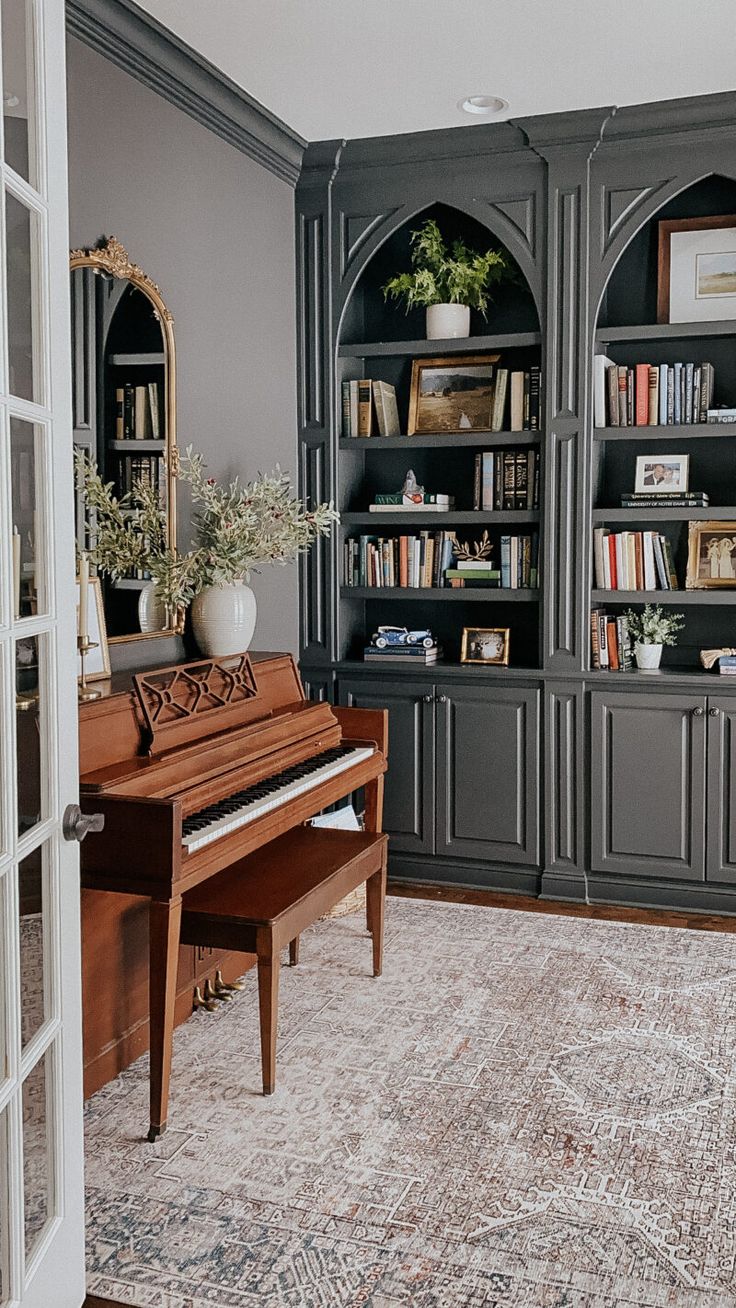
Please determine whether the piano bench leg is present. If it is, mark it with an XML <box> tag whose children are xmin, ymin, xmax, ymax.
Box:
<box><xmin>289</xmin><ymin>936</ymin><xmax>300</xmax><ymax>967</ymax></box>
<box><xmin>147</xmin><ymin>1123</ymin><xmax>166</xmax><ymax>1143</ymax></box>
<box><xmin>257</xmin><ymin>927</ymin><xmax>280</xmax><ymax>1096</ymax></box>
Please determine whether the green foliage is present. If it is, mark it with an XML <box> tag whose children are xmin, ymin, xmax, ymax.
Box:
<box><xmin>624</xmin><ymin>604</ymin><xmax>685</xmax><ymax>646</ymax></box>
<box><xmin>381</xmin><ymin>217</ymin><xmax>513</xmax><ymax>316</ymax></box>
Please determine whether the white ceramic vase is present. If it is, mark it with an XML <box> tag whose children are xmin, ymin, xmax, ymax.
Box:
<box><xmin>191</xmin><ymin>581</ymin><xmax>257</xmax><ymax>656</ymax></box>
<box><xmin>138</xmin><ymin>580</ymin><xmax>168</xmax><ymax>634</ymax></box>
<box><xmin>634</xmin><ymin>641</ymin><xmax>663</xmax><ymax>670</ymax></box>
<box><xmin>426</xmin><ymin>303</ymin><xmax>470</xmax><ymax>340</ymax></box>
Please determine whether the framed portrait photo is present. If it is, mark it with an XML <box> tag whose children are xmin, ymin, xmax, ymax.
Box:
<box><xmin>658</xmin><ymin>216</ymin><xmax>736</xmax><ymax>323</ymax></box>
<box><xmin>76</xmin><ymin>575</ymin><xmax>110</xmax><ymax>681</ymax></box>
<box><xmin>460</xmin><ymin>626</ymin><xmax>510</xmax><ymax>666</ymax></box>
<box><xmin>634</xmin><ymin>453</ymin><xmax>689</xmax><ymax>494</ymax></box>
<box><xmin>686</xmin><ymin>521</ymin><xmax>736</xmax><ymax>590</ymax></box>
<box><xmin>407</xmin><ymin>353</ymin><xmax>500</xmax><ymax>435</ymax></box>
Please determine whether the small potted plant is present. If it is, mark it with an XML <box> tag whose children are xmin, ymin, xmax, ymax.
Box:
<box><xmin>624</xmin><ymin>603</ymin><xmax>685</xmax><ymax>670</ymax></box>
<box><xmin>382</xmin><ymin>218</ymin><xmax>513</xmax><ymax>340</ymax></box>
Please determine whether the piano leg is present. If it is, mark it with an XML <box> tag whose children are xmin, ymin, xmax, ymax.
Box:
<box><xmin>364</xmin><ymin>773</ymin><xmax>385</xmax><ymax>941</ymax></box>
<box><xmin>289</xmin><ymin>936</ymin><xmax>300</xmax><ymax>966</ymax></box>
<box><xmin>257</xmin><ymin>924</ymin><xmax>280</xmax><ymax>1095</ymax></box>
<box><xmin>147</xmin><ymin>894</ymin><xmax>183</xmax><ymax>1141</ymax></box>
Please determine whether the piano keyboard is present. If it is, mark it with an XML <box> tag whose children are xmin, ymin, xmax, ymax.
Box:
<box><xmin>181</xmin><ymin>743</ymin><xmax>374</xmax><ymax>852</ymax></box>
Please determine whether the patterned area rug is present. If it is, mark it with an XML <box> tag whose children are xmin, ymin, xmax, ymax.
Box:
<box><xmin>84</xmin><ymin>899</ymin><xmax>736</xmax><ymax>1307</ymax></box>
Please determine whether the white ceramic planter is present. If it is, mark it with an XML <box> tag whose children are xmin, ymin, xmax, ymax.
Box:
<box><xmin>138</xmin><ymin>580</ymin><xmax>168</xmax><ymax>633</ymax></box>
<box><xmin>634</xmin><ymin>641</ymin><xmax>663</xmax><ymax>670</ymax></box>
<box><xmin>426</xmin><ymin>303</ymin><xmax>470</xmax><ymax>340</ymax></box>
<box><xmin>191</xmin><ymin>581</ymin><xmax>257</xmax><ymax>656</ymax></box>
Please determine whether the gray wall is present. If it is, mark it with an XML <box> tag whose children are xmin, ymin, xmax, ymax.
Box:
<box><xmin>66</xmin><ymin>36</ymin><xmax>299</xmax><ymax>653</ymax></box>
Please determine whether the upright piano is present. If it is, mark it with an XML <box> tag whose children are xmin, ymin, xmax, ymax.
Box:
<box><xmin>79</xmin><ymin>651</ymin><xmax>387</xmax><ymax>1139</ymax></box>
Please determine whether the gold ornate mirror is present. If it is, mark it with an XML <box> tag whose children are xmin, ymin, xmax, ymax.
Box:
<box><xmin>70</xmin><ymin>236</ymin><xmax>178</xmax><ymax>641</ymax></box>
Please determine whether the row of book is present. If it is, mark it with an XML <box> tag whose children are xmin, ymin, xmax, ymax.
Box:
<box><xmin>593</xmin><ymin>527</ymin><xmax>678</xmax><ymax>591</ymax></box>
<box><xmin>447</xmin><ymin>535</ymin><xmax>539</xmax><ymax>588</ymax></box>
<box><xmin>116</xmin><ymin>454</ymin><xmax>166</xmax><ymax>498</ymax></box>
<box><xmin>114</xmin><ymin>382</ymin><xmax>163</xmax><ymax>441</ymax></box>
<box><xmin>481</xmin><ymin>366</ymin><xmax>542</xmax><ymax>433</ymax></box>
<box><xmin>342</xmin><ymin>532</ymin><xmax>539</xmax><ymax>589</ymax></box>
<box><xmin>342</xmin><ymin>380</ymin><xmax>401</xmax><ymax>437</ymax></box>
<box><xmin>594</xmin><ymin>357</ymin><xmax>715</xmax><ymax>427</ymax></box>
<box><xmin>590</xmin><ymin>610</ymin><xmax>633</xmax><ymax>670</ymax></box>
<box><xmin>473</xmin><ymin>448</ymin><xmax>540</xmax><ymax>511</ymax></box>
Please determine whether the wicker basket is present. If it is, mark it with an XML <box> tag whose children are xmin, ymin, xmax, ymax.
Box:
<box><xmin>321</xmin><ymin>882</ymin><xmax>366</xmax><ymax>920</ymax></box>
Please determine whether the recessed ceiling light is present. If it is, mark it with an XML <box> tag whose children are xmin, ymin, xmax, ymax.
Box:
<box><xmin>3</xmin><ymin>92</ymin><xmax>19</xmax><ymax>109</ymax></box>
<box><xmin>458</xmin><ymin>95</ymin><xmax>508</xmax><ymax>117</ymax></box>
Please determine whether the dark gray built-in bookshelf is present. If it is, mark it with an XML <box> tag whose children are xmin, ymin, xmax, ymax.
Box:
<box><xmin>296</xmin><ymin>96</ymin><xmax>736</xmax><ymax>913</ymax></box>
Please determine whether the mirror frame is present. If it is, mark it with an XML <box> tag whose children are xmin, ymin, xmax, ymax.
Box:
<box><xmin>69</xmin><ymin>236</ymin><xmax>178</xmax><ymax>642</ymax></box>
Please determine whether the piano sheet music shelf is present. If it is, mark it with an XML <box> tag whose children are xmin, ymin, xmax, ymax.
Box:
<box><xmin>79</xmin><ymin>651</ymin><xmax>387</xmax><ymax>1139</ymax></box>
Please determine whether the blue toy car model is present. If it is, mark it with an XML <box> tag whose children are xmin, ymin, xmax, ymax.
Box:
<box><xmin>371</xmin><ymin>625</ymin><xmax>435</xmax><ymax>649</ymax></box>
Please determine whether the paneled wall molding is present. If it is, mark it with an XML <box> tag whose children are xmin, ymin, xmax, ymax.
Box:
<box><xmin>66</xmin><ymin>0</ymin><xmax>306</xmax><ymax>185</ymax></box>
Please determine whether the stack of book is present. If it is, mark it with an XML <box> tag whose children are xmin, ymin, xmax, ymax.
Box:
<box><xmin>115</xmin><ymin>381</ymin><xmax>163</xmax><ymax>441</ymax></box>
<box><xmin>446</xmin><ymin>534</ymin><xmax>539</xmax><ymax>589</ymax></box>
<box><xmin>620</xmin><ymin>490</ymin><xmax>709</xmax><ymax>509</ymax></box>
<box><xmin>342</xmin><ymin>379</ymin><xmax>400</xmax><ymax>437</ymax></box>
<box><xmin>368</xmin><ymin>492</ymin><xmax>454</xmax><ymax>513</ymax></box>
<box><xmin>473</xmin><ymin>448</ymin><xmax>540</xmax><ymax>510</ymax></box>
<box><xmin>716</xmin><ymin>655</ymin><xmax>736</xmax><ymax>677</ymax></box>
<box><xmin>593</xmin><ymin>527</ymin><xmax>677</xmax><ymax>590</ymax></box>
<box><xmin>590</xmin><ymin>609</ymin><xmax>633</xmax><ymax>670</ymax></box>
<box><xmin>594</xmin><ymin>357</ymin><xmax>715</xmax><ymax>427</ymax></box>
<box><xmin>116</xmin><ymin>453</ymin><xmax>166</xmax><ymax>497</ymax></box>
<box><xmin>343</xmin><ymin>531</ymin><xmax>455</xmax><ymax>588</ymax></box>
<box><xmin>363</xmin><ymin>640</ymin><xmax>442</xmax><ymax>666</ymax></box>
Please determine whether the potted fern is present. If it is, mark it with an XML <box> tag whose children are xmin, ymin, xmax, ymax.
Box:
<box><xmin>624</xmin><ymin>604</ymin><xmax>685</xmax><ymax>670</ymax></box>
<box><xmin>382</xmin><ymin>218</ymin><xmax>513</xmax><ymax>340</ymax></box>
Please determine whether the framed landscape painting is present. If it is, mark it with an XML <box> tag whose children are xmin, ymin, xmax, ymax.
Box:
<box><xmin>658</xmin><ymin>216</ymin><xmax>736</xmax><ymax>323</ymax></box>
<box><xmin>407</xmin><ymin>354</ymin><xmax>500</xmax><ymax>435</ymax></box>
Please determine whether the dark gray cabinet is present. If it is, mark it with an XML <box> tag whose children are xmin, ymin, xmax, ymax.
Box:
<box><xmin>590</xmin><ymin>691</ymin><xmax>707</xmax><ymax>882</ymax></box>
<box><xmin>436</xmin><ymin>685</ymin><xmax>539</xmax><ymax>866</ymax></box>
<box><xmin>707</xmin><ymin>697</ymin><xmax>736</xmax><ymax>885</ymax></box>
<box><xmin>339</xmin><ymin>678</ymin><xmax>435</xmax><ymax>856</ymax></box>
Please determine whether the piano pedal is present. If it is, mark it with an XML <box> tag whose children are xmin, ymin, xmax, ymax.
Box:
<box><xmin>193</xmin><ymin>985</ymin><xmax>217</xmax><ymax>1013</ymax></box>
<box><xmin>204</xmin><ymin>977</ymin><xmax>230</xmax><ymax>1006</ymax></box>
<box><xmin>216</xmin><ymin>968</ymin><xmax>246</xmax><ymax>993</ymax></box>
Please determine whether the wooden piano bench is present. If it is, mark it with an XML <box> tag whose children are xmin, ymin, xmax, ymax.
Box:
<box><xmin>180</xmin><ymin>826</ymin><xmax>388</xmax><ymax>1095</ymax></box>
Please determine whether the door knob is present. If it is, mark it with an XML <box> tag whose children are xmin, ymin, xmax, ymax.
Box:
<box><xmin>709</xmin><ymin>706</ymin><xmax>720</xmax><ymax>717</ymax></box>
<box><xmin>62</xmin><ymin>804</ymin><xmax>105</xmax><ymax>843</ymax></box>
<box><xmin>692</xmin><ymin>707</ymin><xmax>704</xmax><ymax>717</ymax></box>
<box><xmin>422</xmin><ymin>694</ymin><xmax>433</xmax><ymax>703</ymax></box>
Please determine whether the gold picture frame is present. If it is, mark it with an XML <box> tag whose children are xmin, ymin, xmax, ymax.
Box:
<box><xmin>407</xmin><ymin>353</ymin><xmax>500</xmax><ymax>435</ymax></box>
<box><xmin>460</xmin><ymin>626</ymin><xmax>510</xmax><ymax>665</ymax></box>
<box><xmin>76</xmin><ymin>576</ymin><xmax>111</xmax><ymax>680</ymax></box>
<box><xmin>686</xmin><ymin>520</ymin><xmax>736</xmax><ymax>590</ymax></box>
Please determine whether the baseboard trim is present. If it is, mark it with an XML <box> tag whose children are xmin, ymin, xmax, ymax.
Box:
<box><xmin>66</xmin><ymin>0</ymin><xmax>306</xmax><ymax>186</ymax></box>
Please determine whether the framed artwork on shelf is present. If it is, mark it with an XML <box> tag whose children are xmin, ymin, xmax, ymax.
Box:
<box><xmin>634</xmin><ymin>454</ymin><xmax>689</xmax><ymax>494</ymax></box>
<box><xmin>460</xmin><ymin>626</ymin><xmax>510</xmax><ymax>665</ymax></box>
<box><xmin>407</xmin><ymin>353</ymin><xmax>500</xmax><ymax>435</ymax></box>
<box><xmin>686</xmin><ymin>521</ymin><xmax>736</xmax><ymax>589</ymax></box>
<box><xmin>76</xmin><ymin>576</ymin><xmax>111</xmax><ymax>680</ymax></box>
<box><xmin>657</xmin><ymin>215</ymin><xmax>736</xmax><ymax>323</ymax></box>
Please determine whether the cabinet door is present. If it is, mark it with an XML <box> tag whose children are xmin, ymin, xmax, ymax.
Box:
<box><xmin>590</xmin><ymin>691</ymin><xmax>706</xmax><ymax>881</ymax></box>
<box><xmin>339</xmin><ymin>678</ymin><xmax>435</xmax><ymax>855</ymax></box>
<box><xmin>436</xmin><ymin>685</ymin><xmax>540</xmax><ymax>866</ymax></box>
<box><xmin>706</xmin><ymin>697</ymin><xmax>736</xmax><ymax>884</ymax></box>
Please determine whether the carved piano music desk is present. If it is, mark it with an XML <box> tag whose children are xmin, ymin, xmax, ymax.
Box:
<box><xmin>79</xmin><ymin>652</ymin><xmax>387</xmax><ymax>1140</ymax></box>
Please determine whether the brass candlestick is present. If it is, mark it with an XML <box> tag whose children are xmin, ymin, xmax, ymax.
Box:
<box><xmin>77</xmin><ymin>635</ymin><xmax>102</xmax><ymax>701</ymax></box>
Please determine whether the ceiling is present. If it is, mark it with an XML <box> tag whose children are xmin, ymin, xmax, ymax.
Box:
<box><xmin>136</xmin><ymin>0</ymin><xmax>736</xmax><ymax>143</ymax></box>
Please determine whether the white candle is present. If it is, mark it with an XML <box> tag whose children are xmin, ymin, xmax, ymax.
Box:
<box><xmin>78</xmin><ymin>552</ymin><xmax>89</xmax><ymax>643</ymax></box>
<box><xmin>12</xmin><ymin>526</ymin><xmax>20</xmax><ymax>619</ymax></box>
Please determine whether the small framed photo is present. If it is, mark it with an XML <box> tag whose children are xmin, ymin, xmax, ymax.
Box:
<box><xmin>407</xmin><ymin>353</ymin><xmax>500</xmax><ymax>435</ymax></box>
<box><xmin>76</xmin><ymin>576</ymin><xmax>110</xmax><ymax>681</ymax></box>
<box><xmin>687</xmin><ymin>521</ymin><xmax>736</xmax><ymax>590</ymax></box>
<box><xmin>460</xmin><ymin>626</ymin><xmax>510</xmax><ymax>666</ymax></box>
<box><xmin>634</xmin><ymin>454</ymin><xmax>689</xmax><ymax>494</ymax></box>
<box><xmin>658</xmin><ymin>216</ymin><xmax>736</xmax><ymax>323</ymax></box>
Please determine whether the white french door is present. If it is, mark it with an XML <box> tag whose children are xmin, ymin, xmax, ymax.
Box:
<box><xmin>0</xmin><ymin>1</ymin><xmax>86</xmax><ymax>1306</ymax></box>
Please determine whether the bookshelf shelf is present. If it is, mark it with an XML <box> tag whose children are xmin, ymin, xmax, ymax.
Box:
<box><xmin>111</xmin><ymin>578</ymin><xmax>149</xmax><ymax>591</ymax></box>
<box><xmin>596</xmin><ymin>321</ymin><xmax>736</xmax><ymax>343</ymax></box>
<box><xmin>107</xmin><ymin>440</ymin><xmax>166</xmax><ymax>454</ymax></box>
<box><xmin>108</xmin><ymin>351</ymin><xmax>166</xmax><ymax>366</ymax></box>
<box><xmin>342</xmin><ymin>510</ymin><xmax>540</xmax><ymax>526</ymax></box>
<box><xmin>335</xmin><ymin>659</ymin><xmax>542</xmax><ymax>680</ymax></box>
<box><xmin>592</xmin><ymin>508</ymin><xmax>731</xmax><ymax>523</ymax></box>
<box><xmin>341</xmin><ymin>587</ymin><xmax>539</xmax><ymax>602</ymax></box>
<box><xmin>593</xmin><ymin>423</ymin><xmax>736</xmax><ymax>441</ymax></box>
<box><xmin>339</xmin><ymin>431</ymin><xmax>541</xmax><ymax>451</ymax></box>
<box><xmin>591</xmin><ymin>589</ymin><xmax>736</xmax><ymax>605</ymax></box>
<box><xmin>338</xmin><ymin>331</ymin><xmax>541</xmax><ymax>358</ymax></box>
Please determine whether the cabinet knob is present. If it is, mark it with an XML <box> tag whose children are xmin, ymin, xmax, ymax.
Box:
<box><xmin>709</xmin><ymin>706</ymin><xmax>720</xmax><ymax>717</ymax></box>
<box><xmin>422</xmin><ymin>694</ymin><xmax>433</xmax><ymax>703</ymax></box>
<box><xmin>437</xmin><ymin>694</ymin><xmax>448</xmax><ymax>703</ymax></box>
<box><xmin>692</xmin><ymin>706</ymin><xmax>704</xmax><ymax>717</ymax></box>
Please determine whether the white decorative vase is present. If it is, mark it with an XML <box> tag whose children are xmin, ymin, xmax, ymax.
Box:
<box><xmin>138</xmin><ymin>580</ymin><xmax>167</xmax><ymax>634</ymax></box>
<box><xmin>426</xmin><ymin>303</ymin><xmax>470</xmax><ymax>340</ymax></box>
<box><xmin>634</xmin><ymin>641</ymin><xmax>663</xmax><ymax>670</ymax></box>
<box><xmin>191</xmin><ymin>581</ymin><xmax>257</xmax><ymax>656</ymax></box>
